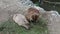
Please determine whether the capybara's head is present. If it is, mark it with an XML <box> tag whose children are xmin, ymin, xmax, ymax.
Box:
<box><xmin>26</xmin><ymin>7</ymin><xmax>40</xmax><ymax>22</ymax></box>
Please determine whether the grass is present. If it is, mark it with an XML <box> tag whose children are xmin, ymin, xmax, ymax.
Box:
<box><xmin>0</xmin><ymin>17</ymin><xmax>48</xmax><ymax>34</ymax></box>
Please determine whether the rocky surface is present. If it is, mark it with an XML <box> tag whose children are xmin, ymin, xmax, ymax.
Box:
<box><xmin>0</xmin><ymin>0</ymin><xmax>34</xmax><ymax>22</ymax></box>
<box><xmin>42</xmin><ymin>11</ymin><xmax>60</xmax><ymax>34</ymax></box>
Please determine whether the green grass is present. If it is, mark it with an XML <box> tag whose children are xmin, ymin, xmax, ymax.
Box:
<box><xmin>0</xmin><ymin>17</ymin><xmax>48</xmax><ymax>34</ymax></box>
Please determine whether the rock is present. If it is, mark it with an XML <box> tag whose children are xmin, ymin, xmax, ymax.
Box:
<box><xmin>42</xmin><ymin>11</ymin><xmax>60</xmax><ymax>34</ymax></box>
<box><xmin>0</xmin><ymin>0</ymin><xmax>34</xmax><ymax>23</ymax></box>
<box><xmin>0</xmin><ymin>0</ymin><xmax>45</xmax><ymax>23</ymax></box>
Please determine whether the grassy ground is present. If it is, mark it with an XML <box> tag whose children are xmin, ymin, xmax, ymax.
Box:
<box><xmin>0</xmin><ymin>18</ymin><xmax>48</xmax><ymax>34</ymax></box>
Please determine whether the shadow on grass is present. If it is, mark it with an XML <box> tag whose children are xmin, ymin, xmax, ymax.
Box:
<box><xmin>0</xmin><ymin>17</ymin><xmax>48</xmax><ymax>34</ymax></box>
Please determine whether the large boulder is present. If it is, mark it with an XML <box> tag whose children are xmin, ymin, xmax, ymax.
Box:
<box><xmin>0</xmin><ymin>0</ymin><xmax>34</xmax><ymax>22</ymax></box>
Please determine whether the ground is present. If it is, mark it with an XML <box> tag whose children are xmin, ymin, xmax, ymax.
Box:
<box><xmin>0</xmin><ymin>18</ymin><xmax>48</xmax><ymax>34</ymax></box>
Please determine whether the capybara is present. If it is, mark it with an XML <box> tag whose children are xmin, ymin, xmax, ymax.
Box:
<box><xmin>13</xmin><ymin>14</ymin><xmax>30</xmax><ymax>29</ymax></box>
<box><xmin>25</xmin><ymin>7</ymin><xmax>40</xmax><ymax>22</ymax></box>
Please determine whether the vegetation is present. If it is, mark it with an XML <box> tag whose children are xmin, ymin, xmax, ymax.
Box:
<box><xmin>0</xmin><ymin>17</ymin><xmax>48</xmax><ymax>34</ymax></box>
<box><xmin>33</xmin><ymin>0</ymin><xmax>60</xmax><ymax>14</ymax></box>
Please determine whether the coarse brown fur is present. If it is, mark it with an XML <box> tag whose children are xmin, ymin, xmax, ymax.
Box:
<box><xmin>25</xmin><ymin>7</ymin><xmax>40</xmax><ymax>22</ymax></box>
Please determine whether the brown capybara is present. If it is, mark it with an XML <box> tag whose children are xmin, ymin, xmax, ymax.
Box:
<box><xmin>25</xmin><ymin>7</ymin><xmax>40</xmax><ymax>22</ymax></box>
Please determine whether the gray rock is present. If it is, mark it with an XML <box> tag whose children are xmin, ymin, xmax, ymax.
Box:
<box><xmin>0</xmin><ymin>0</ymin><xmax>34</xmax><ymax>22</ymax></box>
<box><xmin>42</xmin><ymin>11</ymin><xmax>60</xmax><ymax>34</ymax></box>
